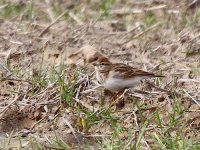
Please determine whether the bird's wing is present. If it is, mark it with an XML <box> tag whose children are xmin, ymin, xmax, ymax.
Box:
<box><xmin>111</xmin><ymin>63</ymin><xmax>157</xmax><ymax>79</ymax></box>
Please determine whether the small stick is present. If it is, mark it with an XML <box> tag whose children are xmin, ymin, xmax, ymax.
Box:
<box><xmin>145</xmin><ymin>81</ymin><xmax>169</xmax><ymax>93</ymax></box>
<box><xmin>31</xmin><ymin>117</ymin><xmax>46</xmax><ymax>130</ymax></box>
<box><xmin>0</xmin><ymin>95</ymin><xmax>22</xmax><ymax>114</ymax></box>
<box><xmin>187</xmin><ymin>0</ymin><xmax>200</xmax><ymax>9</ymax></box>
<box><xmin>9</xmin><ymin>40</ymin><xmax>23</xmax><ymax>45</ymax></box>
<box><xmin>132</xmin><ymin>111</ymin><xmax>139</xmax><ymax>129</ymax></box>
<box><xmin>45</xmin><ymin>0</ymin><xmax>55</xmax><ymax>22</ymax></box>
<box><xmin>127</xmin><ymin>24</ymin><xmax>140</xmax><ymax>33</ymax></box>
<box><xmin>178</xmin><ymin>79</ymin><xmax>200</xmax><ymax>83</ymax></box>
<box><xmin>133</xmin><ymin>22</ymin><xmax>161</xmax><ymax>39</ymax></box>
<box><xmin>123</xmin><ymin>111</ymin><xmax>139</xmax><ymax>150</ymax></box>
<box><xmin>75</xmin><ymin>84</ymin><xmax>82</xmax><ymax>100</ymax></box>
<box><xmin>146</xmin><ymin>5</ymin><xmax>167</xmax><ymax>11</ymax></box>
<box><xmin>122</xmin><ymin>22</ymin><xmax>161</xmax><ymax>44</ymax></box>
<box><xmin>111</xmin><ymin>5</ymin><xmax>166</xmax><ymax>15</ymax></box>
<box><xmin>183</xmin><ymin>89</ymin><xmax>200</xmax><ymax>107</ymax></box>
<box><xmin>81</xmin><ymin>85</ymin><xmax>103</xmax><ymax>94</ymax></box>
<box><xmin>96</xmin><ymin>89</ymin><xmax>129</xmax><ymax>115</ymax></box>
<box><xmin>0</xmin><ymin>4</ymin><xmax>8</xmax><ymax>10</ymax></box>
<box><xmin>85</xmin><ymin>134</ymin><xmax>111</xmax><ymax>137</ymax></box>
<box><xmin>75</xmin><ymin>98</ymin><xmax>98</xmax><ymax>112</ymax></box>
<box><xmin>63</xmin><ymin>113</ymin><xmax>80</xmax><ymax>145</ymax></box>
<box><xmin>68</xmin><ymin>12</ymin><xmax>83</xmax><ymax>25</ymax></box>
<box><xmin>39</xmin><ymin>10</ymin><xmax>68</xmax><ymax>37</ymax></box>
<box><xmin>0</xmin><ymin>77</ymin><xmax>31</xmax><ymax>84</ymax></box>
<box><xmin>118</xmin><ymin>89</ymin><xmax>129</xmax><ymax>99</ymax></box>
<box><xmin>188</xmin><ymin>33</ymin><xmax>200</xmax><ymax>43</ymax></box>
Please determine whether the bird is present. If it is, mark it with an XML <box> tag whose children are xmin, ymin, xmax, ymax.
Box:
<box><xmin>93</xmin><ymin>57</ymin><xmax>164</xmax><ymax>93</ymax></box>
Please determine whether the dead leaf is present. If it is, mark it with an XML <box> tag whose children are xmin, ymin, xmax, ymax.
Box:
<box><xmin>67</xmin><ymin>45</ymin><xmax>108</xmax><ymax>65</ymax></box>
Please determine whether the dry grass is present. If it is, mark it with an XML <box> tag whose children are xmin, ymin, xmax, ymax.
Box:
<box><xmin>0</xmin><ymin>0</ymin><xmax>200</xmax><ymax>149</ymax></box>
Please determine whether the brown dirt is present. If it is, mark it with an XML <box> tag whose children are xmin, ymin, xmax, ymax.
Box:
<box><xmin>0</xmin><ymin>0</ymin><xmax>200</xmax><ymax>149</ymax></box>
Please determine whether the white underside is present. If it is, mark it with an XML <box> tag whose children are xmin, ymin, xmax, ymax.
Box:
<box><xmin>95</xmin><ymin>66</ymin><xmax>103</xmax><ymax>83</ymax></box>
<box><xmin>104</xmin><ymin>76</ymin><xmax>148</xmax><ymax>92</ymax></box>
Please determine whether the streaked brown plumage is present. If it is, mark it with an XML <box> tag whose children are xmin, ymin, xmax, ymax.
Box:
<box><xmin>93</xmin><ymin>57</ymin><xmax>164</xmax><ymax>92</ymax></box>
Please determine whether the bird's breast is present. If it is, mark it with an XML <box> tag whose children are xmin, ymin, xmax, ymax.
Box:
<box><xmin>104</xmin><ymin>76</ymin><xmax>147</xmax><ymax>92</ymax></box>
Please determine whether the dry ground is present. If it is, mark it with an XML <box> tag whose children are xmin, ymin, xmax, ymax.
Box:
<box><xmin>0</xmin><ymin>0</ymin><xmax>200</xmax><ymax>149</ymax></box>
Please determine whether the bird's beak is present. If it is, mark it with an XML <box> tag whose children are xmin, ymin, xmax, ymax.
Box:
<box><xmin>92</xmin><ymin>62</ymin><xmax>97</xmax><ymax>66</ymax></box>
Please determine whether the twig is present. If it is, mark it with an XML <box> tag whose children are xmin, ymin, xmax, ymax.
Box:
<box><xmin>145</xmin><ymin>81</ymin><xmax>169</xmax><ymax>93</ymax></box>
<box><xmin>75</xmin><ymin>84</ymin><xmax>82</xmax><ymax>100</ymax></box>
<box><xmin>45</xmin><ymin>0</ymin><xmax>55</xmax><ymax>22</ymax></box>
<box><xmin>146</xmin><ymin>5</ymin><xmax>167</xmax><ymax>11</ymax></box>
<box><xmin>123</xmin><ymin>111</ymin><xmax>139</xmax><ymax>150</ymax></box>
<box><xmin>187</xmin><ymin>109</ymin><xmax>200</xmax><ymax>112</ymax></box>
<box><xmin>188</xmin><ymin>33</ymin><xmax>200</xmax><ymax>43</ymax></box>
<box><xmin>30</xmin><ymin>83</ymin><xmax>57</xmax><ymax>99</ymax></box>
<box><xmin>74</xmin><ymin>83</ymin><xmax>98</xmax><ymax>111</ymax></box>
<box><xmin>85</xmin><ymin>134</ymin><xmax>111</xmax><ymax>137</ymax></box>
<box><xmin>0</xmin><ymin>4</ymin><xmax>8</xmax><ymax>10</ymax></box>
<box><xmin>122</xmin><ymin>22</ymin><xmax>161</xmax><ymax>45</ymax></box>
<box><xmin>68</xmin><ymin>12</ymin><xmax>83</xmax><ymax>25</ymax></box>
<box><xmin>63</xmin><ymin>113</ymin><xmax>80</xmax><ymax>145</ymax></box>
<box><xmin>128</xmin><ymin>93</ymin><xmax>145</xmax><ymax>99</ymax></box>
<box><xmin>132</xmin><ymin>111</ymin><xmax>139</xmax><ymax>129</ymax></box>
<box><xmin>0</xmin><ymin>95</ymin><xmax>22</xmax><ymax>114</ymax></box>
<box><xmin>7</xmin><ymin>130</ymin><xmax>14</xmax><ymax>146</ymax></box>
<box><xmin>81</xmin><ymin>85</ymin><xmax>103</xmax><ymax>94</ymax></box>
<box><xmin>31</xmin><ymin>117</ymin><xmax>47</xmax><ymax>130</ymax></box>
<box><xmin>75</xmin><ymin>98</ymin><xmax>98</xmax><ymax>112</ymax></box>
<box><xmin>118</xmin><ymin>89</ymin><xmax>129</xmax><ymax>99</ymax></box>
<box><xmin>111</xmin><ymin>5</ymin><xmax>166</xmax><ymax>15</ymax></box>
<box><xmin>133</xmin><ymin>22</ymin><xmax>161</xmax><ymax>39</ymax></box>
<box><xmin>39</xmin><ymin>10</ymin><xmax>68</xmax><ymax>37</ymax></box>
<box><xmin>0</xmin><ymin>63</ymin><xmax>12</xmax><ymax>75</ymax></box>
<box><xmin>178</xmin><ymin>79</ymin><xmax>200</xmax><ymax>83</ymax></box>
<box><xmin>187</xmin><ymin>0</ymin><xmax>200</xmax><ymax>9</ymax></box>
<box><xmin>0</xmin><ymin>77</ymin><xmax>31</xmax><ymax>84</ymax></box>
<box><xmin>44</xmin><ymin>146</ymin><xmax>65</xmax><ymax>150</ymax></box>
<box><xmin>9</xmin><ymin>40</ymin><xmax>23</xmax><ymax>45</ymax></box>
<box><xmin>127</xmin><ymin>24</ymin><xmax>140</xmax><ymax>33</ymax></box>
<box><xmin>96</xmin><ymin>89</ymin><xmax>129</xmax><ymax>115</ymax></box>
<box><xmin>183</xmin><ymin>89</ymin><xmax>200</xmax><ymax>107</ymax></box>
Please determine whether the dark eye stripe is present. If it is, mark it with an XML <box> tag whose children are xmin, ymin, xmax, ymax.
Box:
<box><xmin>100</xmin><ymin>62</ymin><xmax>109</xmax><ymax>65</ymax></box>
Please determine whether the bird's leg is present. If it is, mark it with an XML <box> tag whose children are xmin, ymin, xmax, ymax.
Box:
<box><xmin>104</xmin><ymin>89</ymin><xmax>113</xmax><ymax>96</ymax></box>
<box><xmin>104</xmin><ymin>89</ymin><xmax>128</xmax><ymax>109</ymax></box>
<box><xmin>114</xmin><ymin>89</ymin><xmax>129</xmax><ymax>109</ymax></box>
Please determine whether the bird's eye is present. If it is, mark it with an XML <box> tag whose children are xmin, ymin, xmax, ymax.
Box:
<box><xmin>100</xmin><ymin>63</ymin><xmax>104</xmax><ymax>67</ymax></box>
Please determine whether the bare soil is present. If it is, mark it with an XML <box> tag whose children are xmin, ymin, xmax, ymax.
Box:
<box><xmin>0</xmin><ymin>0</ymin><xmax>200</xmax><ymax>149</ymax></box>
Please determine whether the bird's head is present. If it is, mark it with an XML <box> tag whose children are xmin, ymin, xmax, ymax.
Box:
<box><xmin>92</xmin><ymin>57</ymin><xmax>111</xmax><ymax>73</ymax></box>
